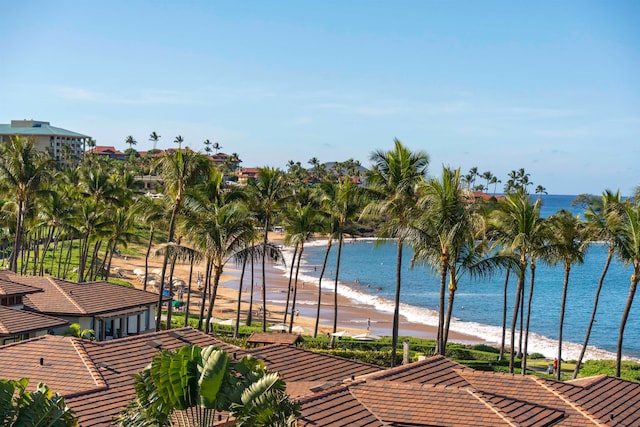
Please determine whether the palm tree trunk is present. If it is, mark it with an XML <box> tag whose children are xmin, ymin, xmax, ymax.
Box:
<box><xmin>143</xmin><ymin>225</ymin><xmax>155</xmax><ymax>292</ymax></box>
<box><xmin>573</xmin><ymin>247</ymin><xmax>613</xmax><ymax>378</ymax></box>
<box><xmin>234</xmin><ymin>254</ymin><xmax>248</xmax><ymax>338</ymax></box>
<box><xmin>437</xmin><ymin>251</ymin><xmax>448</xmax><ymax>355</ymax></box>
<box><xmin>499</xmin><ymin>266</ymin><xmax>511</xmax><ymax>361</ymax></box>
<box><xmin>442</xmin><ymin>267</ymin><xmax>458</xmax><ymax>350</ymax></box>
<box><xmin>32</xmin><ymin>228</ymin><xmax>41</xmax><ymax>276</ymax></box>
<box><xmin>9</xmin><ymin>199</ymin><xmax>25</xmax><ymax>273</ymax></box>
<box><xmin>521</xmin><ymin>260</ymin><xmax>536</xmax><ymax>375</ymax></box>
<box><xmin>63</xmin><ymin>237</ymin><xmax>74</xmax><ymax>279</ymax></box>
<box><xmin>39</xmin><ymin>226</ymin><xmax>55</xmax><ymax>276</ymax></box>
<box><xmin>197</xmin><ymin>259</ymin><xmax>211</xmax><ymax>330</ymax></box>
<box><xmin>330</xmin><ymin>233</ymin><xmax>344</xmax><ymax>348</ymax></box>
<box><xmin>557</xmin><ymin>264</ymin><xmax>571</xmax><ymax>380</ymax></box>
<box><xmin>205</xmin><ymin>265</ymin><xmax>223</xmax><ymax>334</ymax></box>
<box><xmin>518</xmin><ymin>278</ymin><xmax>525</xmax><ymax>357</ymax></box>
<box><xmin>184</xmin><ymin>254</ymin><xmax>195</xmax><ymax>328</ymax></box>
<box><xmin>166</xmin><ymin>252</ymin><xmax>178</xmax><ymax>330</ymax></box>
<box><xmin>283</xmin><ymin>244</ymin><xmax>298</xmax><ymax>324</ymax></box>
<box><xmin>105</xmin><ymin>240</ymin><xmax>117</xmax><ymax>282</ymax></box>
<box><xmin>261</xmin><ymin>216</ymin><xmax>270</xmax><ymax>331</ymax></box>
<box><xmin>246</xmin><ymin>252</ymin><xmax>255</xmax><ymax>326</ymax></box>
<box><xmin>314</xmin><ymin>239</ymin><xmax>332</xmax><ymax>338</ymax></box>
<box><xmin>77</xmin><ymin>232</ymin><xmax>90</xmax><ymax>283</ymax></box>
<box><xmin>390</xmin><ymin>239</ymin><xmax>403</xmax><ymax>367</ymax></box>
<box><xmin>156</xmin><ymin>202</ymin><xmax>180</xmax><ymax>331</ymax></box>
<box><xmin>51</xmin><ymin>229</ymin><xmax>62</xmax><ymax>276</ymax></box>
<box><xmin>288</xmin><ymin>245</ymin><xmax>304</xmax><ymax>333</ymax></box>
<box><xmin>509</xmin><ymin>260</ymin><xmax>526</xmax><ymax>373</ymax></box>
<box><xmin>616</xmin><ymin>264</ymin><xmax>639</xmax><ymax>377</ymax></box>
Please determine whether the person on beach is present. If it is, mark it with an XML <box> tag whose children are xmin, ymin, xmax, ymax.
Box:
<box><xmin>553</xmin><ymin>358</ymin><xmax>558</xmax><ymax>374</ymax></box>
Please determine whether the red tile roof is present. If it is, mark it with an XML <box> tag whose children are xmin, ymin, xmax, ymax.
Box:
<box><xmin>0</xmin><ymin>305</ymin><xmax>68</xmax><ymax>336</ymax></box>
<box><xmin>0</xmin><ymin>272</ymin><xmax>159</xmax><ymax>316</ymax></box>
<box><xmin>246</xmin><ymin>332</ymin><xmax>301</xmax><ymax>346</ymax></box>
<box><xmin>0</xmin><ymin>276</ymin><xmax>42</xmax><ymax>296</ymax></box>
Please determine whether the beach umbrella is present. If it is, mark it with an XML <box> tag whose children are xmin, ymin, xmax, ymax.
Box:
<box><xmin>330</xmin><ymin>330</ymin><xmax>352</xmax><ymax>338</ymax></box>
<box><xmin>151</xmin><ymin>268</ymin><xmax>162</xmax><ymax>275</ymax></box>
<box><xmin>267</xmin><ymin>323</ymin><xmax>289</xmax><ymax>331</ymax></box>
<box><xmin>291</xmin><ymin>325</ymin><xmax>313</xmax><ymax>335</ymax></box>
<box><xmin>352</xmin><ymin>332</ymin><xmax>381</xmax><ymax>341</ymax></box>
<box><xmin>133</xmin><ymin>268</ymin><xmax>145</xmax><ymax>276</ymax></box>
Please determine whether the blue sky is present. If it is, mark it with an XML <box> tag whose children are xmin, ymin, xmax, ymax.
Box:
<box><xmin>2</xmin><ymin>0</ymin><xmax>638</xmax><ymax>195</ymax></box>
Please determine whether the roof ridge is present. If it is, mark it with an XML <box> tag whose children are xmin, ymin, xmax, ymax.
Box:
<box><xmin>532</xmin><ymin>376</ymin><xmax>606</xmax><ymax>426</ymax></box>
<box><xmin>70</xmin><ymin>339</ymin><xmax>108</xmax><ymax>390</ymax></box>
<box><xmin>466</xmin><ymin>388</ymin><xmax>519</xmax><ymax>427</ymax></box>
<box><xmin>47</xmin><ymin>277</ymin><xmax>88</xmax><ymax>314</ymax></box>
<box><xmin>347</xmin><ymin>386</ymin><xmax>387</xmax><ymax>425</ymax></box>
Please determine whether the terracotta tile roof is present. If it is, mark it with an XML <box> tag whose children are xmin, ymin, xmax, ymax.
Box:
<box><xmin>364</xmin><ymin>354</ymin><xmax>470</xmax><ymax>387</ymax></box>
<box><xmin>1</xmin><ymin>272</ymin><xmax>159</xmax><ymax>315</ymax></box>
<box><xmin>0</xmin><ymin>305</ymin><xmax>68</xmax><ymax>335</ymax></box>
<box><xmin>542</xmin><ymin>375</ymin><xmax>640</xmax><ymax>426</ymax></box>
<box><xmin>246</xmin><ymin>331</ymin><xmax>301</xmax><ymax>345</ymax></box>
<box><xmin>246</xmin><ymin>344</ymin><xmax>382</xmax><ymax>397</ymax></box>
<box><xmin>0</xmin><ymin>275</ymin><xmax>42</xmax><ymax>296</ymax></box>
<box><xmin>0</xmin><ymin>335</ymin><xmax>107</xmax><ymax>395</ymax></box>
<box><xmin>297</xmin><ymin>385</ymin><xmax>385</xmax><ymax>427</ymax></box>
<box><xmin>91</xmin><ymin>145</ymin><xmax>124</xmax><ymax>155</ymax></box>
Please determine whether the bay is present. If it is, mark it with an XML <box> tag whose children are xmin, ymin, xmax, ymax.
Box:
<box><xmin>298</xmin><ymin>194</ymin><xmax>640</xmax><ymax>361</ymax></box>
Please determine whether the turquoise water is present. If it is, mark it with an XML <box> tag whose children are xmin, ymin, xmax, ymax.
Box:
<box><xmin>299</xmin><ymin>195</ymin><xmax>639</xmax><ymax>360</ymax></box>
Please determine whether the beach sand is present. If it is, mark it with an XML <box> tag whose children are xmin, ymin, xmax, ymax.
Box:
<box><xmin>110</xmin><ymin>237</ymin><xmax>488</xmax><ymax>346</ymax></box>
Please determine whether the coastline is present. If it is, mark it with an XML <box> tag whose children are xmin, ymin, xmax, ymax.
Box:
<box><xmin>110</xmin><ymin>236</ymin><xmax>635</xmax><ymax>362</ymax></box>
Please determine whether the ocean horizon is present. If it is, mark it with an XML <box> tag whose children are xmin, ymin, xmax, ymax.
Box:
<box><xmin>280</xmin><ymin>194</ymin><xmax>639</xmax><ymax>362</ymax></box>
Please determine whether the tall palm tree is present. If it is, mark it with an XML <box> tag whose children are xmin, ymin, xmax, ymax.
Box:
<box><xmin>546</xmin><ymin>209</ymin><xmax>588</xmax><ymax>380</ymax></box>
<box><xmin>125</xmin><ymin>135</ymin><xmax>137</xmax><ymax>151</ymax></box>
<box><xmin>212</xmin><ymin>141</ymin><xmax>222</xmax><ymax>153</ymax></box>
<box><xmin>153</xmin><ymin>149</ymin><xmax>211</xmax><ymax>330</ymax></box>
<box><xmin>174</xmin><ymin>135</ymin><xmax>184</xmax><ymax>150</ymax></box>
<box><xmin>364</xmin><ymin>139</ymin><xmax>429</xmax><ymax>366</ymax></box>
<box><xmin>489</xmin><ymin>188</ymin><xmax>546</xmax><ymax>373</ymax></box>
<box><xmin>149</xmin><ymin>131</ymin><xmax>160</xmax><ymax>151</ymax></box>
<box><xmin>614</xmin><ymin>200</ymin><xmax>640</xmax><ymax>377</ymax></box>
<box><xmin>248</xmin><ymin>167</ymin><xmax>287</xmax><ymax>331</ymax></box>
<box><xmin>573</xmin><ymin>190</ymin><xmax>623</xmax><ymax>378</ymax></box>
<box><xmin>0</xmin><ymin>136</ymin><xmax>52</xmax><ymax>272</ymax></box>
<box><xmin>413</xmin><ymin>166</ymin><xmax>481</xmax><ymax>354</ymax></box>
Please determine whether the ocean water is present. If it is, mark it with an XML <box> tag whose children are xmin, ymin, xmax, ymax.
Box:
<box><xmin>292</xmin><ymin>194</ymin><xmax>640</xmax><ymax>361</ymax></box>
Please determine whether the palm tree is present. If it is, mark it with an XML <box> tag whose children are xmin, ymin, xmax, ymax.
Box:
<box><xmin>364</xmin><ymin>138</ymin><xmax>429</xmax><ymax>366</ymax></box>
<box><xmin>203</xmin><ymin>139</ymin><xmax>212</xmax><ymax>155</ymax></box>
<box><xmin>149</xmin><ymin>131</ymin><xmax>160</xmax><ymax>151</ymax></box>
<box><xmin>413</xmin><ymin>166</ymin><xmax>481</xmax><ymax>354</ymax></box>
<box><xmin>248</xmin><ymin>167</ymin><xmax>287</xmax><ymax>331</ymax></box>
<box><xmin>212</xmin><ymin>141</ymin><xmax>222</xmax><ymax>153</ymax></box>
<box><xmin>614</xmin><ymin>200</ymin><xmax>640</xmax><ymax>377</ymax></box>
<box><xmin>125</xmin><ymin>135</ymin><xmax>137</xmax><ymax>151</ymax></box>
<box><xmin>134</xmin><ymin>195</ymin><xmax>168</xmax><ymax>291</ymax></box>
<box><xmin>174</xmin><ymin>135</ymin><xmax>184</xmax><ymax>150</ymax></box>
<box><xmin>535</xmin><ymin>185</ymin><xmax>548</xmax><ymax>198</ymax></box>
<box><xmin>153</xmin><ymin>149</ymin><xmax>211</xmax><ymax>330</ymax></box>
<box><xmin>546</xmin><ymin>209</ymin><xmax>588</xmax><ymax>379</ymax></box>
<box><xmin>573</xmin><ymin>190</ymin><xmax>623</xmax><ymax>378</ymax></box>
<box><xmin>115</xmin><ymin>345</ymin><xmax>299</xmax><ymax>426</ymax></box>
<box><xmin>0</xmin><ymin>136</ymin><xmax>52</xmax><ymax>272</ymax></box>
<box><xmin>489</xmin><ymin>188</ymin><xmax>546</xmax><ymax>373</ymax></box>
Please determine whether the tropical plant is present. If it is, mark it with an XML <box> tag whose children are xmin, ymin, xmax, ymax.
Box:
<box><xmin>62</xmin><ymin>323</ymin><xmax>95</xmax><ymax>340</ymax></box>
<box><xmin>573</xmin><ymin>190</ymin><xmax>623</xmax><ymax>378</ymax></box>
<box><xmin>149</xmin><ymin>131</ymin><xmax>161</xmax><ymax>151</ymax></box>
<box><xmin>0</xmin><ymin>135</ymin><xmax>53</xmax><ymax>272</ymax></box>
<box><xmin>0</xmin><ymin>378</ymin><xmax>77</xmax><ymax>426</ymax></box>
<box><xmin>114</xmin><ymin>345</ymin><xmax>298</xmax><ymax>426</ymax></box>
<box><xmin>364</xmin><ymin>138</ymin><xmax>429</xmax><ymax>366</ymax></box>
<box><xmin>248</xmin><ymin>167</ymin><xmax>288</xmax><ymax>331</ymax></box>
<box><xmin>546</xmin><ymin>209</ymin><xmax>588</xmax><ymax>379</ymax></box>
<box><xmin>614</xmin><ymin>199</ymin><xmax>640</xmax><ymax>378</ymax></box>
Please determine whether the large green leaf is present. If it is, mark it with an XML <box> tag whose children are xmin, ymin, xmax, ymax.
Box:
<box><xmin>197</xmin><ymin>346</ymin><xmax>230</xmax><ymax>408</ymax></box>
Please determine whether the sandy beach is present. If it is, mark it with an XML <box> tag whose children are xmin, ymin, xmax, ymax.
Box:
<box><xmin>110</xmin><ymin>236</ymin><xmax>489</xmax><ymax>346</ymax></box>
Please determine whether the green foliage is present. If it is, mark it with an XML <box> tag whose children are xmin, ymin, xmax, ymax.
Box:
<box><xmin>528</xmin><ymin>352</ymin><xmax>546</xmax><ymax>360</ymax></box>
<box><xmin>0</xmin><ymin>378</ymin><xmax>78</xmax><ymax>426</ymax></box>
<box><xmin>579</xmin><ymin>360</ymin><xmax>640</xmax><ymax>382</ymax></box>
<box><xmin>62</xmin><ymin>323</ymin><xmax>95</xmax><ymax>340</ymax></box>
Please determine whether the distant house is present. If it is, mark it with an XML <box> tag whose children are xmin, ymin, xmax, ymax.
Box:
<box><xmin>0</xmin><ymin>119</ymin><xmax>89</xmax><ymax>163</ymax></box>
<box><xmin>89</xmin><ymin>145</ymin><xmax>126</xmax><ymax>161</ymax></box>
<box><xmin>0</xmin><ymin>272</ymin><xmax>163</xmax><ymax>341</ymax></box>
<box><xmin>472</xmin><ymin>191</ymin><xmax>503</xmax><ymax>202</ymax></box>
<box><xmin>209</xmin><ymin>152</ymin><xmax>241</xmax><ymax>170</ymax></box>
<box><xmin>235</xmin><ymin>167</ymin><xmax>260</xmax><ymax>184</ymax></box>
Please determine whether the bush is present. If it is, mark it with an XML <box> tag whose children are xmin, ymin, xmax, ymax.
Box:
<box><xmin>528</xmin><ymin>352</ymin><xmax>545</xmax><ymax>360</ymax></box>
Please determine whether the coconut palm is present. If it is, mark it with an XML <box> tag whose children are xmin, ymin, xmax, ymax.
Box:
<box><xmin>489</xmin><ymin>188</ymin><xmax>546</xmax><ymax>373</ymax></box>
<box><xmin>546</xmin><ymin>209</ymin><xmax>588</xmax><ymax>379</ymax></box>
<box><xmin>0</xmin><ymin>136</ymin><xmax>53</xmax><ymax>272</ymax></box>
<box><xmin>614</xmin><ymin>199</ymin><xmax>640</xmax><ymax>377</ymax></box>
<box><xmin>153</xmin><ymin>149</ymin><xmax>211</xmax><ymax>330</ymax></box>
<box><xmin>149</xmin><ymin>131</ymin><xmax>160</xmax><ymax>150</ymax></box>
<box><xmin>573</xmin><ymin>190</ymin><xmax>623</xmax><ymax>378</ymax></box>
<box><xmin>115</xmin><ymin>345</ymin><xmax>298</xmax><ymax>426</ymax></box>
<box><xmin>364</xmin><ymin>139</ymin><xmax>429</xmax><ymax>366</ymax></box>
<box><xmin>212</xmin><ymin>141</ymin><xmax>222</xmax><ymax>153</ymax></box>
<box><xmin>413</xmin><ymin>166</ymin><xmax>482</xmax><ymax>354</ymax></box>
<box><xmin>248</xmin><ymin>167</ymin><xmax>288</xmax><ymax>331</ymax></box>
<box><xmin>134</xmin><ymin>195</ymin><xmax>168</xmax><ymax>291</ymax></box>
<box><xmin>174</xmin><ymin>135</ymin><xmax>184</xmax><ymax>150</ymax></box>
<box><xmin>125</xmin><ymin>135</ymin><xmax>137</xmax><ymax>151</ymax></box>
